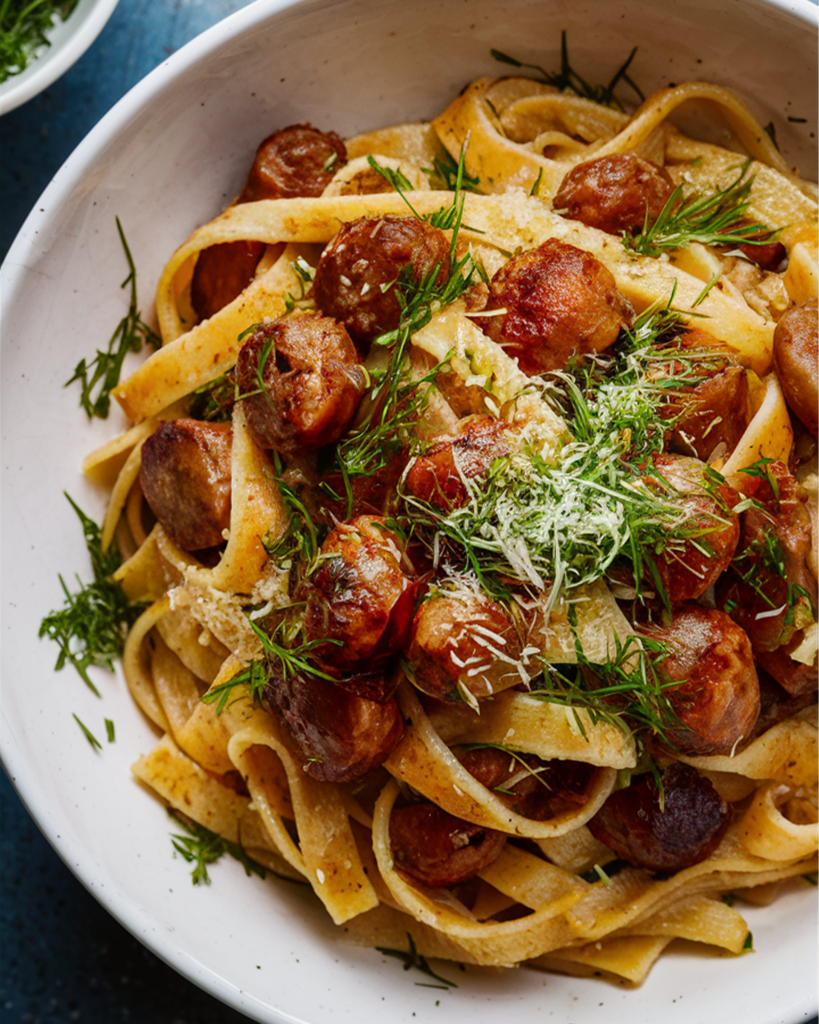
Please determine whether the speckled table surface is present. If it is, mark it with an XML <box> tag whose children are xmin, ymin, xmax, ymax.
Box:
<box><xmin>2</xmin><ymin>2</ymin><xmax>818</xmax><ymax>1023</ymax></box>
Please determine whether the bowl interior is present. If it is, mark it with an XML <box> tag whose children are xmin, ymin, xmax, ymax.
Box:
<box><xmin>2</xmin><ymin>1</ymin><xmax>817</xmax><ymax>1023</ymax></box>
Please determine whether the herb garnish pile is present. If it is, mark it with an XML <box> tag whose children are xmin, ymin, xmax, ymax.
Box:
<box><xmin>0</xmin><ymin>0</ymin><xmax>79</xmax><ymax>83</ymax></box>
<box><xmin>401</xmin><ymin>297</ymin><xmax>730</xmax><ymax>612</ymax></box>
<box><xmin>623</xmin><ymin>160</ymin><xmax>781</xmax><ymax>259</ymax></box>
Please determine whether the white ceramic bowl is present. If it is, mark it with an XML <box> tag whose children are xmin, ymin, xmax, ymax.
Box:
<box><xmin>1</xmin><ymin>1</ymin><xmax>817</xmax><ymax>1022</ymax></box>
<box><xmin>0</xmin><ymin>0</ymin><xmax>119</xmax><ymax>114</ymax></box>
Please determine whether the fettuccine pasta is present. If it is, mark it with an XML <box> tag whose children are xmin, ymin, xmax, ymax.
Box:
<box><xmin>85</xmin><ymin>68</ymin><xmax>817</xmax><ymax>983</ymax></box>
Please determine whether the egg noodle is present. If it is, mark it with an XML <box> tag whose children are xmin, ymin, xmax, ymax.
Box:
<box><xmin>83</xmin><ymin>74</ymin><xmax>818</xmax><ymax>983</ymax></box>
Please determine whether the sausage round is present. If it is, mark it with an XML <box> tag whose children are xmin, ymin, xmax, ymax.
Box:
<box><xmin>716</xmin><ymin>460</ymin><xmax>817</xmax><ymax>695</ymax></box>
<box><xmin>647</xmin><ymin>454</ymin><xmax>740</xmax><ymax>606</ymax></box>
<box><xmin>303</xmin><ymin>515</ymin><xmax>417</xmax><ymax>672</ymax></box>
<box><xmin>459</xmin><ymin>747</ymin><xmax>598</xmax><ymax>821</ymax></box>
<box><xmin>404</xmin><ymin>416</ymin><xmax>512</xmax><ymax>510</ymax></box>
<box><xmin>139</xmin><ymin>418</ymin><xmax>232</xmax><ymax>552</ymax></box>
<box><xmin>265</xmin><ymin>667</ymin><xmax>403</xmax><ymax>784</ymax></box>
<box><xmin>644</xmin><ymin>602</ymin><xmax>760</xmax><ymax>756</ymax></box>
<box><xmin>236</xmin><ymin>313</ymin><xmax>366</xmax><ymax>455</ymax></box>
<box><xmin>588</xmin><ymin>762</ymin><xmax>731</xmax><ymax>873</ymax></box>
<box><xmin>238</xmin><ymin>123</ymin><xmax>347</xmax><ymax>204</ymax></box>
<box><xmin>552</xmin><ymin>154</ymin><xmax>675</xmax><ymax>235</ymax></box>
<box><xmin>773</xmin><ymin>299</ymin><xmax>818</xmax><ymax>435</ymax></box>
<box><xmin>190</xmin><ymin>240</ymin><xmax>267</xmax><ymax>324</ymax></box>
<box><xmin>476</xmin><ymin>238</ymin><xmax>632</xmax><ymax>375</ymax></box>
<box><xmin>407</xmin><ymin>590</ymin><xmax>524</xmax><ymax>703</ymax></box>
<box><xmin>312</xmin><ymin>214</ymin><xmax>451</xmax><ymax>351</ymax></box>
<box><xmin>659</xmin><ymin>330</ymin><xmax>750</xmax><ymax>460</ymax></box>
<box><xmin>191</xmin><ymin>124</ymin><xmax>347</xmax><ymax>321</ymax></box>
<box><xmin>389</xmin><ymin>802</ymin><xmax>507</xmax><ymax>887</ymax></box>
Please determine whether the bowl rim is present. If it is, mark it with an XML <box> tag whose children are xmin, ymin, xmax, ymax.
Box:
<box><xmin>1</xmin><ymin>1</ymin><xmax>818</xmax><ymax>1022</ymax></box>
<box><xmin>0</xmin><ymin>0</ymin><xmax>121</xmax><ymax>115</ymax></box>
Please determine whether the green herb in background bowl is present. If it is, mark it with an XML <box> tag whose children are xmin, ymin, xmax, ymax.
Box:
<box><xmin>0</xmin><ymin>0</ymin><xmax>80</xmax><ymax>83</ymax></box>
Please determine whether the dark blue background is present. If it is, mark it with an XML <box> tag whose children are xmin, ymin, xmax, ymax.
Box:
<box><xmin>1</xmin><ymin>2</ymin><xmax>817</xmax><ymax>1023</ymax></box>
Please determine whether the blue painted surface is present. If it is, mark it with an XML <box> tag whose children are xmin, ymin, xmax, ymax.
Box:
<box><xmin>2</xmin><ymin>2</ymin><xmax>818</xmax><ymax>1023</ymax></box>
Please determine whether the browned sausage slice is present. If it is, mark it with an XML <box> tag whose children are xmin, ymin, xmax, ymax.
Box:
<box><xmin>773</xmin><ymin>299</ymin><xmax>818</xmax><ymax>435</ymax></box>
<box><xmin>236</xmin><ymin>313</ymin><xmax>366</xmax><ymax>455</ymax></box>
<box><xmin>552</xmin><ymin>154</ymin><xmax>675</xmax><ymax>235</ymax></box>
<box><xmin>238</xmin><ymin>123</ymin><xmax>347</xmax><ymax>204</ymax></box>
<box><xmin>588</xmin><ymin>762</ymin><xmax>731</xmax><ymax>872</ymax></box>
<box><xmin>190</xmin><ymin>240</ymin><xmax>267</xmax><ymax>324</ymax></box>
<box><xmin>647</xmin><ymin>454</ymin><xmax>740</xmax><ymax>607</ymax></box>
<box><xmin>139</xmin><ymin>418</ymin><xmax>232</xmax><ymax>552</ymax></box>
<box><xmin>459</xmin><ymin>747</ymin><xmax>598</xmax><ymax>821</ymax></box>
<box><xmin>716</xmin><ymin>460</ymin><xmax>816</xmax><ymax>693</ymax></box>
<box><xmin>404</xmin><ymin>416</ymin><xmax>512</xmax><ymax>510</ymax></box>
<box><xmin>303</xmin><ymin>516</ymin><xmax>416</xmax><ymax>673</ymax></box>
<box><xmin>312</xmin><ymin>215</ymin><xmax>451</xmax><ymax>351</ymax></box>
<box><xmin>389</xmin><ymin>802</ymin><xmax>506</xmax><ymax>887</ymax></box>
<box><xmin>476</xmin><ymin>238</ymin><xmax>632</xmax><ymax>375</ymax></box>
<box><xmin>191</xmin><ymin>124</ymin><xmax>348</xmax><ymax>321</ymax></box>
<box><xmin>266</xmin><ymin>668</ymin><xmax>403</xmax><ymax>784</ymax></box>
<box><xmin>643</xmin><ymin>602</ymin><xmax>760</xmax><ymax>756</ymax></box>
<box><xmin>406</xmin><ymin>591</ymin><xmax>524</xmax><ymax>704</ymax></box>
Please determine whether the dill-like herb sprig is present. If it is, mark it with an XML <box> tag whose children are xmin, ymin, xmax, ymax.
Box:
<box><xmin>65</xmin><ymin>218</ymin><xmax>160</xmax><ymax>419</ymax></box>
<box><xmin>72</xmin><ymin>713</ymin><xmax>102</xmax><ymax>751</ymax></box>
<box><xmin>336</xmin><ymin>352</ymin><xmax>450</xmax><ymax>483</ymax></box>
<box><xmin>39</xmin><ymin>495</ymin><xmax>145</xmax><ymax>695</ymax></box>
<box><xmin>0</xmin><ymin>0</ymin><xmax>79</xmax><ymax>82</ymax></box>
<box><xmin>263</xmin><ymin>451</ymin><xmax>323</xmax><ymax>570</ymax></box>
<box><xmin>457</xmin><ymin>742</ymin><xmax>556</xmax><ymax>793</ymax></box>
<box><xmin>201</xmin><ymin>616</ymin><xmax>339</xmax><ymax>715</ymax></box>
<box><xmin>491</xmin><ymin>32</ymin><xmax>644</xmax><ymax>110</ymax></box>
<box><xmin>624</xmin><ymin>160</ymin><xmax>780</xmax><ymax>258</ymax></box>
<box><xmin>169</xmin><ymin>811</ymin><xmax>267</xmax><ymax>886</ymax></box>
<box><xmin>188</xmin><ymin>369</ymin><xmax>236</xmax><ymax>422</ymax></box>
<box><xmin>422</xmin><ymin>150</ymin><xmax>482</xmax><ymax>193</ymax></box>
<box><xmin>376</xmin><ymin>934</ymin><xmax>458</xmax><ymax>989</ymax></box>
<box><xmin>528</xmin><ymin>629</ymin><xmax>683</xmax><ymax>745</ymax></box>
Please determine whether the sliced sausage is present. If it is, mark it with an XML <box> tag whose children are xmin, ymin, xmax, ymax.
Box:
<box><xmin>139</xmin><ymin>418</ymin><xmax>232</xmax><ymax>552</ymax></box>
<box><xmin>773</xmin><ymin>299</ymin><xmax>818</xmax><ymax>435</ymax></box>
<box><xmin>190</xmin><ymin>240</ymin><xmax>267</xmax><ymax>324</ymax></box>
<box><xmin>658</xmin><ymin>331</ymin><xmax>750</xmax><ymax>460</ymax></box>
<box><xmin>303</xmin><ymin>515</ymin><xmax>417</xmax><ymax>673</ymax></box>
<box><xmin>404</xmin><ymin>416</ymin><xmax>512</xmax><ymax>510</ymax></box>
<box><xmin>191</xmin><ymin>124</ymin><xmax>347</xmax><ymax>321</ymax></box>
<box><xmin>265</xmin><ymin>668</ymin><xmax>403</xmax><ymax>784</ymax></box>
<box><xmin>406</xmin><ymin>591</ymin><xmax>525</xmax><ymax>704</ymax></box>
<box><xmin>459</xmin><ymin>747</ymin><xmax>598</xmax><ymax>821</ymax></box>
<box><xmin>643</xmin><ymin>454</ymin><xmax>740</xmax><ymax>607</ymax></box>
<box><xmin>588</xmin><ymin>762</ymin><xmax>731</xmax><ymax>873</ymax></box>
<box><xmin>476</xmin><ymin>238</ymin><xmax>632</xmax><ymax>375</ymax></box>
<box><xmin>731</xmin><ymin>225</ymin><xmax>787</xmax><ymax>272</ymax></box>
<box><xmin>237</xmin><ymin>123</ymin><xmax>347</xmax><ymax>204</ymax></box>
<box><xmin>643</xmin><ymin>602</ymin><xmax>760</xmax><ymax>756</ymax></box>
<box><xmin>236</xmin><ymin>313</ymin><xmax>366</xmax><ymax>455</ymax></box>
<box><xmin>716</xmin><ymin>460</ymin><xmax>816</xmax><ymax>690</ymax></box>
<box><xmin>552</xmin><ymin>154</ymin><xmax>675</xmax><ymax>235</ymax></box>
<box><xmin>389</xmin><ymin>802</ymin><xmax>507</xmax><ymax>887</ymax></box>
<box><xmin>312</xmin><ymin>214</ymin><xmax>451</xmax><ymax>351</ymax></box>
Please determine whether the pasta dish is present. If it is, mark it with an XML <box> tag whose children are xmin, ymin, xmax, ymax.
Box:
<box><xmin>75</xmin><ymin>66</ymin><xmax>818</xmax><ymax>983</ymax></box>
